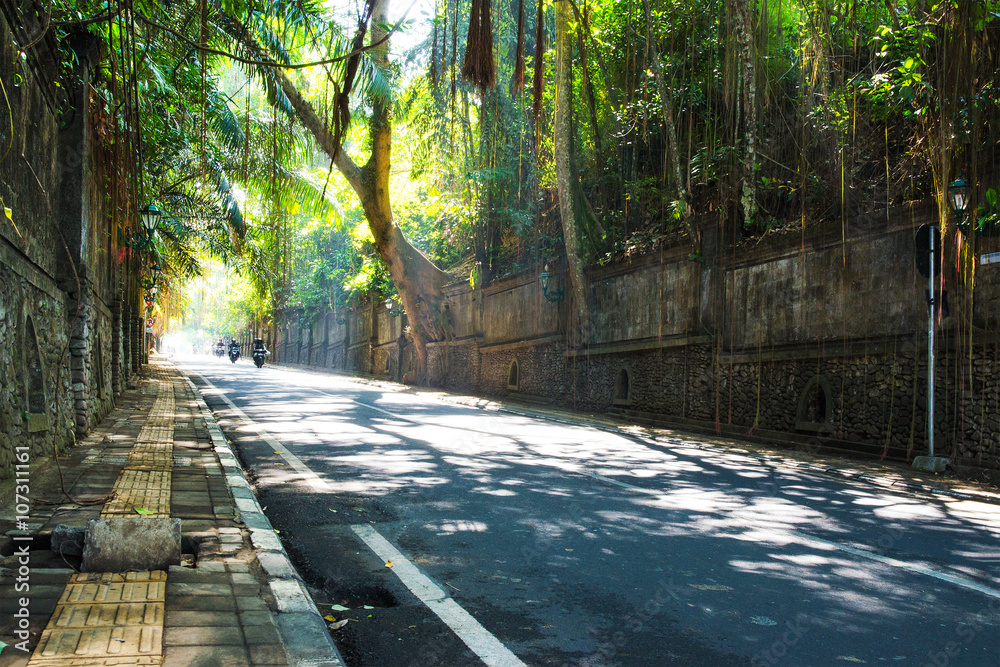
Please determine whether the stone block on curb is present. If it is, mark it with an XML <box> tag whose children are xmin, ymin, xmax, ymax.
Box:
<box><xmin>226</xmin><ymin>474</ymin><xmax>251</xmax><ymax>489</ymax></box>
<box><xmin>250</xmin><ymin>528</ymin><xmax>284</xmax><ymax>552</ymax></box>
<box><xmin>276</xmin><ymin>612</ymin><xmax>346</xmax><ymax>667</ymax></box>
<box><xmin>270</xmin><ymin>579</ymin><xmax>315</xmax><ymax>613</ymax></box>
<box><xmin>82</xmin><ymin>517</ymin><xmax>182</xmax><ymax>572</ymax></box>
<box><xmin>235</xmin><ymin>497</ymin><xmax>262</xmax><ymax>515</ymax></box>
<box><xmin>257</xmin><ymin>551</ymin><xmax>297</xmax><ymax>579</ymax></box>
<box><xmin>240</xmin><ymin>512</ymin><xmax>273</xmax><ymax>531</ymax></box>
<box><xmin>229</xmin><ymin>486</ymin><xmax>256</xmax><ymax>500</ymax></box>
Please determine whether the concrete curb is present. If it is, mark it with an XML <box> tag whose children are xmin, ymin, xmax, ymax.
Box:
<box><xmin>177</xmin><ymin>371</ymin><xmax>345</xmax><ymax>667</ymax></box>
<box><xmin>270</xmin><ymin>362</ymin><xmax>1000</xmax><ymax>507</ymax></box>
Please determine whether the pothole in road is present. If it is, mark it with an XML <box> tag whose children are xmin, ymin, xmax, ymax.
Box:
<box><xmin>314</xmin><ymin>582</ymin><xmax>399</xmax><ymax>610</ymax></box>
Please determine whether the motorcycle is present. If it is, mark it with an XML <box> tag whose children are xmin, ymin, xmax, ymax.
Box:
<box><xmin>214</xmin><ymin>342</ymin><xmax>225</xmax><ymax>358</ymax></box>
<box><xmin>251</xmin><ymin>338</ymin><xmax>268</xmax><ymax>368</ymax></box>
<box><xmin>228</xmin><ymin>344</ymin><xmax>241</xmax><ymax>364</ymax></box>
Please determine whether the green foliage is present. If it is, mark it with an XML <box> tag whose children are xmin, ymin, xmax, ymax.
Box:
<box><xmin>37</xmin><ymin>0</ymin><xmax>1000</xmax><ymax>333</ymax></box>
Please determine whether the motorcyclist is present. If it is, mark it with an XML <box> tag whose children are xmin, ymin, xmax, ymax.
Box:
<box><xmin>250</xmin><ymin>337</ymin><xmax>269</xmax><ymax>368</ymax></box>
<box><xmin>214</xmin><ymin>339</ymin><xmax>225</xmax><ymax>356</ymax></box>
<box><xmin>228</xmin><ymin>338</ymin><xmax>241</xmax><ymax>356</ymax></box>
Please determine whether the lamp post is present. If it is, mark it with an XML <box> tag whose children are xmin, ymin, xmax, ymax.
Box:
<box><xmin>936</xmin><ymin>178</ymin><xmax>968</xmax><ymax>460</ymax></box>
<box><xmin>913</xmin><ymin>177</ymin><xmax>967</xmax><ymax>472</ymax></box>
<box><xmin>384</xmin><ymin>297</ymin><xmax>403</xmax><ymax>317</ymax></box>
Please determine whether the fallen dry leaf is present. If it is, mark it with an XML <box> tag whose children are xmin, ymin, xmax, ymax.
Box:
<box><xmin>328</xmin><ymin>620</ymin><xmax>349</xmax><ymax>630</ymax></box>
<box><xmin>689</xmin><ymin>584</ymin><xmax>734</xmax><ymax>591</ymax></box>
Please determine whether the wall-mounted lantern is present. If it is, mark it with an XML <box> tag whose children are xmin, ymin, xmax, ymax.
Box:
<box><xmin>385</xmin><ymin>297</ymin><xmax>404</xmax><ymax>317</ymax></box>
<box><xmin>140</xmin><ymin>204</ymin><xmax>161</xmax><ymax>239</ymax></box>
<box><xmin>947</xmin><ymin>177</ymin><xmax>968</xmax><ymax>222</ymax></box>
<box><xmin>142</xmin><ymin>264</ymin><xmax>163</xmax><ymax>293</ymax></box>
<box><xmin>947</xmin><ymin>176</ymin><xmax>996</xmax><ymax>237</ymax></box>
<box><xmin>540</xmin><ymin>264</ymin><xmax>564</xmax><ymax>302</ymax></box>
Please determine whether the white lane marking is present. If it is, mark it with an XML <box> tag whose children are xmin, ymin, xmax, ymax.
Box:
<box><xmin>190</xmin><ymin>368</ymin><xmax>526</xmax><ymax>665</ymax></box>
<box><xmin>195</xmin><ymin>363</ymin><xmax>1000</xmax><ymax>606</ymax></box>
<box><xmin>788</xmin><ymin>531</ymin><xmax>1000</xmax><ymax>601</ymax></box>
<box><xmin>191</xmin><ymin>371</ymin><xmax>333</xmax><ymax>494</ymax></box>
<box><xmin>576</xmin><ymin>470</ymin><xmax>660</xmax><ymax>494</ymax></box>
<box><xmin>351</xmin><ymin>524</ymin><xmax>527</xmax><ymax>667</ymax></box>
<box><xmin>307</xmin><ymin>387</ymin><xmax>404</xmax><ymax>420</ymax></box>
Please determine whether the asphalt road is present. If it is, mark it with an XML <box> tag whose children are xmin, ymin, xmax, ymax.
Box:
<box><xmin>178</xmin><ymin>354</ymin><xmax>1000</xmax><ymax>667</ymax></box>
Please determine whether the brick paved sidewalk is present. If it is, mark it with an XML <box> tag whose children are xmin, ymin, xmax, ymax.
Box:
<box><xmin>0</xmin><ymin>358</ymin><xmax>343</xmax><ymax>666</ymax></box>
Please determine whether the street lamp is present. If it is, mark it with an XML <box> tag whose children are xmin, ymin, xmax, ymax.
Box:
<box><xmin>142</xmin><ymin>264</ymin><xmax>163</xmax><ymax>293</ymax></box>
<box><xmin>540</xmin><ymin>264</ymin><xmax>564</xmax><ymax>302</ymax></box>
<box><xmin>139</xmin><ymin>204</ymin><xmax>161</xmax><ymax>239</ymax></box>
<box><xmin>947</xmin><ymin>177</ymin><xmax>968</xmax><ymax>222</ymax></box>
<box><xmin>384</xmin><ymin>297</ymin><xmax>403</xmax><ymax>317</ymax></box>
<box><xmin>912</xmin><ymin>178</ymin><xmax>967</xmax><ymax>472</ymax></box>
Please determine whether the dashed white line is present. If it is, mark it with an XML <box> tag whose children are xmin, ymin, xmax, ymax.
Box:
<box><xmin>190</xmin><ymin>371</ymin><xmax>333</xmax><ymax>494</ymax></box>
<box><xmin>351</xmin><ymin>524</ymin><xmax>528</xmax><ymax>667</ymax></box>
<box><xmin>189</xmin><ymin>368</ymin><xmax>526</xmax><ymax>666</ymax></box>
<box><xmin>787</xmin><ymin>531</ymin><xmax>1000</xmax><ymax>601</ymax></box>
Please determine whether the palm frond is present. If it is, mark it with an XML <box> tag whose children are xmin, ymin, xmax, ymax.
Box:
<box><xmin>204</xmin><ymin>159</ymin><xmax>247</xmax><ymax>240</ymax></box>
<box><xmin>207</xmin><ymin>90</ymin><xmax>245</xmax><ymax>152</ymax></box>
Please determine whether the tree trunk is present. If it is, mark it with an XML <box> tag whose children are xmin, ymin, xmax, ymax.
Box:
<box><xmin>734</xmin><ymin>0</ymin><xmax>758</xmax><ymax>227</ymax></box>
<box><xmin>265</xmin><ymin>0</ymin><xmax>450</xmax><ymax>383</ymax></box>
<box><xmin>641</xmin><ymin>0</ymin><xmax>699</xmax><ymax>247</ymax></box>
<box><xmin>554</xmin><ymin>0</ymin><xmax>589</xmax><ymax>344</ymax></box>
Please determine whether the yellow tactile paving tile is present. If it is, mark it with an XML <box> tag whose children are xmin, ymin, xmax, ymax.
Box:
<box><xmin>50</xmin><ymin>601</ymin><xmax>163</xmax><ymax>628</ymax></box>
<box><xmin>27</xmin><ymin>376</ymin><xmax>178</xmax><ymax>666</ymax></box>
<box><xmin>127</xmin><ymin>444</ymin><xmax>174</xmax><ymax>470</ymax></box>
<box><xmin>31</xmin><ymin>625</ymin><xmax>162</xmax><ymax>658</ymax></box>
<box><xmin>101</xmin><ymin>470</ymin><xmax>171</xmax><ymax>517</ymax></box>
<box><xmin>27</xmin><ymin>572</ymin><xmax>166</xmax><ymax>667</ymax></box>
<box><xmin>27</xmin><ymin>658</ymin><xmax>160</xmax><ymax>666</ymax></box>
<box><xmin>135</xmin><ymin>427</ymin><xmax>174</xmax><ymax>444</ymax></box>
<box><xmin>59</xmin><ymin>572</ymin><xmax>167</xmax><ymax>605</ymax></box>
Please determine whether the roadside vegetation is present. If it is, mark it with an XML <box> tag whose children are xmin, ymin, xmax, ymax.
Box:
<box><xmin>27</xmin><ymin>0</ymin><xmax>1000</xmax><ymax>377</ymax></box>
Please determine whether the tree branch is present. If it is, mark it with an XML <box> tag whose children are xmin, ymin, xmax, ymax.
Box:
<box><xmin>132</xmin><ymin>2</ymin><xmax>418</xmax><ymax>72</ymax></box>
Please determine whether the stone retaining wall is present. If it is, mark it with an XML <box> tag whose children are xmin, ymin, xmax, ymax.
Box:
<box><xmin>270</xmin><ymin>193</ymin><xmax>1000</xmax><ymax>476</ymax></box>
<box><xmin>0</xmin><ymin>2</ymin><xmax>139</xmax><ymax>480</ymax></box>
